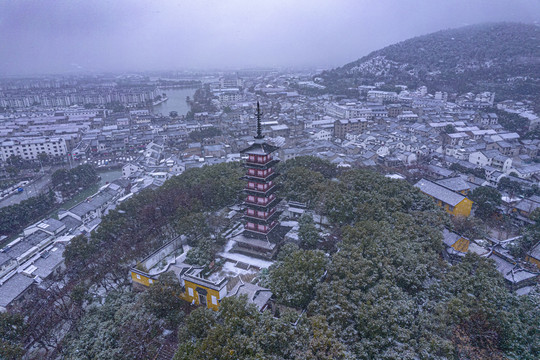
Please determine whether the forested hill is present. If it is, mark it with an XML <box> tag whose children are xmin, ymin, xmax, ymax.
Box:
<box><xmin>319</xmin><ymin>22</ymin><xmax>540</xmax><ymax>101</ymax></box>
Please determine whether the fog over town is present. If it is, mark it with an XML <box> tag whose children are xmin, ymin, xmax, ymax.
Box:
<box><xmin>1</xmin><ymin>0</ymin><xmax>539</xmax><ymax>75</ymax></box>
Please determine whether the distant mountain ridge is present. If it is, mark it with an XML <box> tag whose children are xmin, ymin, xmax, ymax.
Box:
<box><xmin>319</xmin><ymin>22</ymin><xmax>540</xmax><ymax>103</ymax></box>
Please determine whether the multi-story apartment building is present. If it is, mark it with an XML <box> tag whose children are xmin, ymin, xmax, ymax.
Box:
<box><xmin>326</xmin><ymin>102</ymin><xmax>373</xmax><ymax>120</ymax></box>
<box><xmin>0</xmin><ymin>137</ymin><xmax>68</xmax><ymax>161</ymax></box>
<box><xmin>367</xmin><ymin>90</ymin><xmax>399</xmax><ymax>102</ymax></box>
<box><xmin>334</xmin><ymin>118</ymin><xmax>369</xmax><ymax>139</ymax></box>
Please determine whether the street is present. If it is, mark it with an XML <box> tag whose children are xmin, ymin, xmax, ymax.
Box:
<box><xmin>0</xmin><ymin>174</ymin><xmax>52</xmax><ymax>208</ymax></box>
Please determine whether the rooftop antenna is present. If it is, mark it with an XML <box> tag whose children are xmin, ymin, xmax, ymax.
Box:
<box><xmin>254</xmin><ymin>101</ymin><xmax>265</xmax><ymax>140</ymax></box>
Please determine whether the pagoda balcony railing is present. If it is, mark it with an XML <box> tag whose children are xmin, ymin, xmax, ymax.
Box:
<box><xmin>246</xmin><ymin>156</ymin><xmax>273</xmax><ymax>165</ymax></box>
<box><xmin>244</xmin><ymin>195</ymin><xmax>276</xmax><ymax>207</ymax></box>
<box><xmin>245</xmin><ymin>169</ymin><xmax>274</xmax><ymax>178</ymax></box>
<box><xmin>244</xmin><ymin>221</ymin><xmax>278</xmax><ymax>234</ymax></box>
<box><xmin>245</xmin><ymin>183</ymin><xmax>275</xmax><ymax>193</ymax></box>
<box><xmin>244</xmin><ymin>208</ymin><xmax>275</xmax><ymax>220</ymax></box>
<box><xmin>243</xmin><ymin>210</ymin><xmax>281</xmax><ymax>225</ymax></box>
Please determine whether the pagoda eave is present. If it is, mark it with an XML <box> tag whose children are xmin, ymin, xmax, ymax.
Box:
<box><xmin>243</xmin><ymin>185</ymin><xmax>279</xmax><ymax>197</ymax></box>
<box><xmin>239</xmin><ymin>142</ymin><xmax>280</xmax><ymax>155</ymax></box>
<box><xmin>241</xmin><ymin>172</ymin><xmax>279</xmax><ymax>182</ymax></box>
<box><xmin>243</xmin><ymin>159</ymin><xmax>280</xmax><ymax>170</ymax></box>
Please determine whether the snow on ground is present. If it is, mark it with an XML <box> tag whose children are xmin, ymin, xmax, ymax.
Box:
<box><xmin>175</xmin><ymin>244</ymin><xmax>191</xmax><ymax>263</ymax></box>
<box><xmin>287</xmin><ymin>231</ymin><xmax>299</xmax><ymax>240</ymax></box>
<box><xmin>223</xmin><ymin>239</ymin><xmax>236</xmax><ymax>253</ymax></box>
<box><xmin>218</xmin><ymin>251</ymin><xmax>274</xmax><ymax>269</ymax></box>
<box><xmin>385</xmin><ymin>173</ymin><xmax>406</xmax><ymax>180</ymax></box>
<box><xmin>281</xmin><ymin>220</ymin><xmax>299</xmax><ymax>228</ymax></box>
<box><xmin>207</xmin><ymin>260</ymin><xmax>258</xmax><ymax>282</ymax></box>
<box><xmin>149</xmin><ymin>245</ymin><xmax>191</xmax><ymax>275</ymax></box>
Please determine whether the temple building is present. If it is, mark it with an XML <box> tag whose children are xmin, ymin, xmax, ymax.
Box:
<box><xmin>233</xmin><ymin>102</ymin><xmax>286</xmax><ymax>259</ymax></box>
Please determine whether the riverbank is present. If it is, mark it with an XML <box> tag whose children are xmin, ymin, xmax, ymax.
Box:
<box><xmin>152</xmin><ymin>96</ymin><xmax>168</xmax><ymax>106</ymax></box>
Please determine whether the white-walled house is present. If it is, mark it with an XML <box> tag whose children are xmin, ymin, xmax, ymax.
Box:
<box><xmin>468</xmin><ymin>150</ymin><xmax>513</xmax><ymax>173</ymax></box>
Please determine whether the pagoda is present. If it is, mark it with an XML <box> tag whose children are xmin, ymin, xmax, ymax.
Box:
<box><xmin>235</xmin><ymin>102</ymin><xmax>283</xmax><ymax>258</ymax></box>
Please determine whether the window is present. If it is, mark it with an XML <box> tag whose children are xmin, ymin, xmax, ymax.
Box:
<box><xmin>136</xmin><ymin>274</ymin><xmax>141</xmax><ymax>279</ymax></box>
<box><xmin>188</xmin><ymin>287</ymin><xmax>194</xmax><ymax>297</ymax></box>
<box><xmin>148</xmin><ymin>279</ymin><xmax>153</xmax><ymax>284</ymax></box>
<box><xmin>211</xmin><ymin>295</ymin><xmax>217</xmax><ymax>305</ymax></box>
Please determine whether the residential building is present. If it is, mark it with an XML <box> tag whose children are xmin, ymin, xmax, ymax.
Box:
<box><xmin>334</xmin><ymin>118</ymin><xmax>368</xmax><ymax>139</ymax></box>
<box><xmin>414</xmin><ymin>179</ymin><xmax>473</xmax><ymax>216</ymax></box>
<box><xmin>0</xmin><ymin>137</ymin><xmax>68</xmax><ymax>161</ymax></box>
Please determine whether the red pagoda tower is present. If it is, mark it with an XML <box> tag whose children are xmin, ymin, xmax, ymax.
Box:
<box><xmin>235</xmin><ymin>102</ymin><xmax>283</xmax><ymax>258</ymax></box>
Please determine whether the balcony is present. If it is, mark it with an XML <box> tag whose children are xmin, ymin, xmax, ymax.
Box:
<box><xmin>247</xmin><ymin>156</ymin><xmax>272</xmax><ymax>164</ymax></box>
<box><xmin>244</xmin><ymin>196</ymin><xmax>281</xmax><ymax>210</ymax></box>
<box><xmin>243</xmin><ymin>209</ymin><xmax>282</xmax><ymax>224</ymax></box>
<box><xmin>244</xmin><ymin>158</ymin><xmax>280</xmax><ymax>170</ymax></box>
<box><xmin>244</xmin><ymin>221</ymin><xmax>278</xmax><ymax>235</ymax></box>
<box><xmin>245</xmin><ymin>194</ymin><xmax>276</xmax><ymax>206</ymax></box>
<box><xmin>243</xmin><ymin>183</ymin><xmax>278</xmax><ymax>196</ymax></box>
<box><xmin>242</xmin><ymin>169</ymin><xmax>278</xmax><ymax>182</ymax></box>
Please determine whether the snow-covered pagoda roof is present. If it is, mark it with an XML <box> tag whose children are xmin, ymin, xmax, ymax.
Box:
<box><xmin>240</xmin><ymin>141</ymin><xmax>279</xmax><ymax>155</ymax></box>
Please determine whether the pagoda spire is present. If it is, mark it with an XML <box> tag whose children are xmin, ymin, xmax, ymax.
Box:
<box><xmin>254</xmin><ymin>101</ymin><xmax>265</xmax><ymax>140</ymax></box>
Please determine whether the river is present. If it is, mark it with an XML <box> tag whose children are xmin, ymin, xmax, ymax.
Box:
<box><xmin>152</xmin><ymin>88</ymin><xmax>197</xmax><ymax>117</ymax></box>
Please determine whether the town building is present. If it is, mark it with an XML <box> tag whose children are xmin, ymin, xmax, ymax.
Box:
<box><xmin>526</xmin><ymin>242</ymin><xmax>540</xmax><ymax>270</ymax></box>
<box><xmin>334</xmin><ymin>118</ymin><xmax>368</xmax><ymax>139</ymax></box>
<box><xmin>414</xmin><ymin>179</ymin><xmax>473</xmax><ymax>216</ymax></box>
<box><xmin>0</xmin><ymin>137</ymin><xmax>68</xmax><ymax>161</ymax></box>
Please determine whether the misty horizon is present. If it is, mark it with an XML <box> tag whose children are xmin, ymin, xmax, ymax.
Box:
<box><xmin>1</xmin><ymin>0</ymin><xmax>539</xmax><ymax>76</ymax></box>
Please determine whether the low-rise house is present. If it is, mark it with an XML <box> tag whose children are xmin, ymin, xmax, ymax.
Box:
<box><xmin>0</xmin><ymin>273</ymin><xmax>35</xmax><ymax>312</ymax></box>
<box><xmin>310</xmin><ymin>129</ymin><xmax>332</xmax><ymax>141</ymax></box>
<box><xmin>122</xmin><ymin>163</ymin><xmax>143</xmax><ymax>178</ymax></box>
<box><xmin>487</xmin><ymin>249</ymin><xmax>538</xmax><ymax>292</ymax></box>
<box><xmin>511</xmin><ymin>195</ymin><xmax>540</xmax><ymax>225</ymax></box>
<box><xmin>511</xmin><ymin>163</ymin><xmax>540</xmax><ymax>180</ymax></box>
<box><xmin>435</xmin><ymin>177</ymin><xmax>472</xmax><ymax>195</ymax></box>
<box><xmin>59</xmin><ymin>183</ymin><xmax>124</xmax><ymax>224</ymax></box>
<box><xmin>525</xmin><ymin>242</ymin><xmax>540</xmax><ymax>270</ymax></box>
<box><xmin>426</xmin><ymin>164</ymin><xmax>454</xmax><ymax>179</ymax></box>
<box><xmin>468</xmin><ymin>150</ymin><xmax>513</xmax><ymax>173</ymax></box>
<box><xmin>415</xmin><ymin>179</ymin><xmax>473</xmax><ymax>217</ymax></box>
<box><xmin>441</xmin><ymin>229</ymin><xmax>471</xmax><ymax>260</ymax></box>
<box><xmin>180</xmin><ymin>267</ymin><xmax>228</xmax><ymax>311</ymax></box>
<box><xmin>23</xmin><ymin>218</ymin><xmax>66</xmax><ymax>237</ymax></box>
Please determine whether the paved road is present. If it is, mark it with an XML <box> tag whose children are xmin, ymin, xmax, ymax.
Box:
<box><xmin>0</xmin><ymin>158</ymin><xmax>131</xmax><ymax>209</ymax></box>
<box><xmin>0</xmin><ymin>174</ymin><xmax>52</xmax><ymax>208</ymax></box>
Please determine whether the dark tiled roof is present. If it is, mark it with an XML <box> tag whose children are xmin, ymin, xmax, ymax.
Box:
<box><xmin>414</xmin><ymin>179</ymin><xmax>467</xmax><ymax>207</ymax></box>
<box><xmin>435</xmin><ymin>177</ymin><xmax>471</xmax><ymax>192</ymax></box>
<box><xmin>240</xmin><ymin>141</ymin><xmax>279</xmax><ymax>155</ymax></box>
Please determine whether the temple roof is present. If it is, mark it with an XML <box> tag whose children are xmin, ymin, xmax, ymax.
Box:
<box><xmin>240</xmin><ymin>142</ymin><xmax>279</xmax><ymax>155</ymax></box>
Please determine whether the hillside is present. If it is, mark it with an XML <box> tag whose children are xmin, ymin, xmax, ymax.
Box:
<box><xmin>319</xmin><ymin>22</ymin><xmax>540</xmax><ymax>103</ymax></box>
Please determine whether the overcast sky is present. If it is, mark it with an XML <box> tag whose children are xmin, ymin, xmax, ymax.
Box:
<box><xmin>0</xmin><ymin>0</ymin><xmax>539</xmax><ymax>75</ymax></box>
